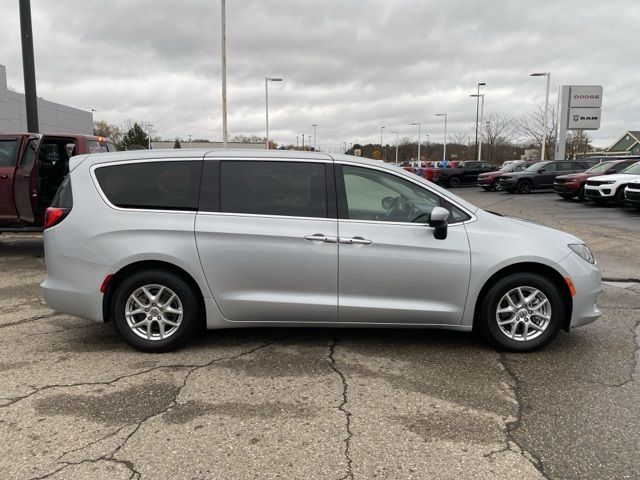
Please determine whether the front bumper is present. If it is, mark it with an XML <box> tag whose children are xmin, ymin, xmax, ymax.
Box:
<box><xmin>557</xmin><ymin>252</ymin><xmax>602</xmax><ymax>328</ymax></box>
<box><xmin>624</xmin><ymin>188</ymin><xmax>640</xmax><ymax>205</ymax></box>
<box><xmin>478</xmin><ymin>177</ymin><xmax>494</xmax><ymax>186</ymax></box>
<box><xmin>498</xmin><ymin>179</ymin><xmax>516</xmax><ymax>190</ymax></box>
<box><xmin>584</xmin><ymin>185</ymin><xmax>615</xmax><ymax>199</ymax></box>
<box><xmin>553</xmin><ymin>183</ymin><xmax>579</xmax><ymax>194</ymax></box>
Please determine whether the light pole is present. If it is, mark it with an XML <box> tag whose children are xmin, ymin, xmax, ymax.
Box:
<box><xmin>380</xmin><ymin>126</ymin><xmax>385</xmax><ymax>161</ymax></box>
<box><xmin>302</xmin><ymin>134</ymin><xmax>305</xmax><ymax>150</ymax></box>
<box><xmin>389</xmin><ymin>131</ymin><xmax>399</xmax><ymax>165</ymax></box>
<box><xmin>470</xmin><ymin>93</ymin><xmax>485</xmax><ymax>160</ymax></box>
<box><xmin>435</xmin><ymin>114</ymin><xmax>447</xmax><ymax>162</ymax></box>
<box><xmin>411</xmin><ymin>123</ymin><xmax>421</xmax><ymax>163</ymax></box>
<box><xmin>265</xmin><ymin>77</ymin><xmax>283</xmax><ymax>149</ymax></box>
<box><xmin>147</xmin><ymin>123</ymin><xmax>154</xmax><ymax>150</ymax></box>
<box><xmin>474</xmin><ymin>82</ymin><xmax>486</xmax><ymax>160</ymax></box>
<box><xmin>425</xmin><ymin>134</ymin><xmax>430</xmax><ymax>161</ymax></box>
<box><xmin>531</xmin><ymin>72</ymin><xmax>551</xmax><ymax>160</ymax></box>
<box><xmin>296</xmin><ymin>136</ymin><xmax>299</xmax><ymax>149</ymax></box>
<box><xmin>312</xmin><ymin>124</ymin><xmax>318</xmax><ymax>151</ymax></box>
<box><xmin>221</xmin><ymin>0</ymin><xmax>228</xmax><ymax>147</ymax></box>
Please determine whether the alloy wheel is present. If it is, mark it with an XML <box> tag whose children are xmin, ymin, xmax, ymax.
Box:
<box><xmin>495</xmin><ymin>286</ymin><xmax>551</xmax><ymax>342</ymax></box>
<box><xmin>125</xmin><ymin>284</ymin><xmax>183</xmax><ymax>341</ymax></box>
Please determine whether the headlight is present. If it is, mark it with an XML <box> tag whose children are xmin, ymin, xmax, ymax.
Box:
<box><xmin>569</xmin><ymin>244</ymin><xmax>595</xmax><ymax>264</ymax></box>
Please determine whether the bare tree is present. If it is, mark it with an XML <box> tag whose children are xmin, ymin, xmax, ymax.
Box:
<box><xmin>565</xmin><ymin>131</ymin><xmax>593</xmax><ymax>159</ymax></box>
<box><xmin>447</xmin><ymin>132</ymin><xmax>472</xmax><ymax>160</ymax></box>
<box><xmin>516</xmin><ymin>105</ymin><xmax>557</xmax><ymax>159</ymax></box>
<box><xmin>482</xmin><ymin>112</ymin><xmax>517</xmax><ymax>164</ymax></box>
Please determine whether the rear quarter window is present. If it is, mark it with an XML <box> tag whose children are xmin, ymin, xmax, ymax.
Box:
<box><xmin>95</xmin><ymin>160</ymin><xmax>202</xmax><ymax>210</ymax></box>
<box><xmin>0</xmin><ymin>139</ymin><xmax>19</xmax><ymax>167</ymax></box>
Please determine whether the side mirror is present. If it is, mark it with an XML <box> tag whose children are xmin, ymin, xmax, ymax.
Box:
<box><xmin>428</xmin><ymin>206</ymin><xmax>449</xmax><ymax>240</ymax></box>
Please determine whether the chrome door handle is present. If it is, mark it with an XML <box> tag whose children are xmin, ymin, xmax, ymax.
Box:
<box><xmin>0</xmin><ymin>175</ymin><xmax>8</xmax><ymax>179</ymax></box>
<box><xmin>340</xmin><ymin>236</ymin><xmax>372</xmax><ymax>245</ymax></box>
<box><xmin>304</xmin><ymin>234</ymin><xmax>338</xmax><ymax>243</ymax></box>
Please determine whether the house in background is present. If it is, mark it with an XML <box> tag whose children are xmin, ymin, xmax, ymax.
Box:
<box><xmin>588</xmin><ymin>131</ymin><xmax>640</xmax><ymax>157</ymax></box>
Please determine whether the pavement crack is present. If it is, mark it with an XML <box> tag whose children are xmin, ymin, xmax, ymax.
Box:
<box><xmin>328</xmin><ymin>336</ymin><xmax>354</xmax><ymax>480</ymax></box>
<box><xmin>0</xmin><ymin>337</ymin><xmax>283</xmax><ymax>409</ymax></box>
<box><xmin>0</xmin><ymin>311</ymin><xmax>63</xmax><ymax>329</ymax></box>
<box><xmin>498</xmin><ymin>352</ymin><xmax>551</xmax><ymax>480</ymax></box>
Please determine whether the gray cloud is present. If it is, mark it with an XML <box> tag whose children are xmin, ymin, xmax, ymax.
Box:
<box><xmin>1</xmin><ymin>0</ymin><xmax>638</xmax><ymax>151</ymax></box>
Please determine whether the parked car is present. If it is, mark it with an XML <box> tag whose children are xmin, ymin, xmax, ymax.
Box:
<box><xmin>498</xmin><ymin>160</ymin><xmax>598</xmax><ymax>194</ymax></box>
<box><xmin>42</xmin><ymin>149</ymin><xmax>601</xmax><ymax>353</ymax></box>
<box><xmin>0</xmin><ymin>133</ymin><xmax>117</xmax><ymax>232</ymax></box>
<box><xmin>433</xmin><ymin>160</ymin><xmax>498</xmax><ymax>187</ymax></box>
<box><xmin>554</xmin><ymin>158</ymin><xmax>640</xmax><ymax>201</ymax></box>
<box><xmin>624</xmin><ymin>181</ymin><xmax>640</xmax><ymax>209</ymax></box>
<box><xmin>478</xmin><ymin>161</ymin><xmax>536</xmax><ymax>191</ymax></box>
<box><xmin>584</xmin><ymin>161</ymin><xmax>640</xmax><ymax>206</ymax></box>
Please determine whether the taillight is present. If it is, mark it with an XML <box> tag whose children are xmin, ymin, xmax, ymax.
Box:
<box><xmin>44</xmin><ymin>207</ymin><xmax>69</xmax><ymax>229</ymax></box>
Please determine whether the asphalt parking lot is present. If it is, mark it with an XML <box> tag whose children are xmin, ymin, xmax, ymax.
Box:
<box><xmin>1</xmin><ymin>189</ymin><xmax>639</xmax><ymax>480</ymax></box>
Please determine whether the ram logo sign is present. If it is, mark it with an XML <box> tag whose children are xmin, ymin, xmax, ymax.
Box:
<box><xmin>568</xmin><ymin>107</ymin><xmax>601</xmax><ymax>130</ymax></box>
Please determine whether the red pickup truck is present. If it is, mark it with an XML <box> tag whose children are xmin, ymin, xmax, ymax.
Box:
<box><xmin>0</xmin><ymin>133</ymin><xmax>117</xmax><ymax>232</ymax></box>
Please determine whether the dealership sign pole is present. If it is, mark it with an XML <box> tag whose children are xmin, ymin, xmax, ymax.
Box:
<box><xmin>555</xmin><ymin>85</ymin><xmax>603</xmax><ymax>160</ymax></box>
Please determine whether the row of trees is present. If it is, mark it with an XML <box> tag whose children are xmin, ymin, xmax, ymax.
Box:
<box><xmin>348</xmin><ymin>107</ymin><xmax>595</xmax><ymax>165</ymax></box>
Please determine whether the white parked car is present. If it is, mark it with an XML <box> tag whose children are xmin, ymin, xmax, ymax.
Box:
<box><xmin>624</xmin><ymin>180</ymin><xmax>640</xmax><ymax>209</ymax></box>
<box><xmin>584</xmin><ymin>161</ymin><xmax>640</xmax><ymax>205</ymax></box>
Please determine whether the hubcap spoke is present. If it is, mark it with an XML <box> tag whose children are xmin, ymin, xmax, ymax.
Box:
<box><xmin>125</xmin><ymin>284</ymin><xmax>183</xmax><ymax>342</ymax></box>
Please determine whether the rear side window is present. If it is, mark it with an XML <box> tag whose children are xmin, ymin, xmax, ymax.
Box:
<box><xmin>50</xmin><ymin>175</ymin><xmax>73</xmax><ymax>208</ymax></box>
<box><xmin>95</xmin><ymin>161</ymin><xmax>202</xmax><ymax>210</ymax></box>
<box><xmin>220</xmin><ymin>161</ymin><xmax>327</xmax><ymax>218</ymax></box>
<box><xmin>0</xmin><ymin>139</ymin><xmax>19</xmax><ymax>167</ymax></box>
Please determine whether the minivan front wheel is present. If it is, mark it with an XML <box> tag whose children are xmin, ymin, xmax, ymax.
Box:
<box><xmin>479</xmin><ymin>273</ymin><xmax>564</xmax><ymax>351</ymax></box>
<box><xmin>112</xmin><ymin>270</ymin><xmax>200</xmax><ymax>352</ymax></box>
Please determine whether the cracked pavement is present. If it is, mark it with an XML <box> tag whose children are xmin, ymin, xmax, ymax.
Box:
<box><xmin>1</xmin><ymin>189</ymin><xmax>639</xmax><ymax>479</ymax></box>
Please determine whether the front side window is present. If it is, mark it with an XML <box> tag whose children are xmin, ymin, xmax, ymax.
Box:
<box><xmin>0</xmin><ymin>139</ymin><xmax>19</xmax><ymax>167</ymax></box>
<box><xmin>95</xmin><ymin>160</ymin><xmax>201</xmax><ymax>210</ymax></box>
<box><xmin>342</xmin><ymin>165</ymin><xmax>444</xmax><ymax>223</ymax></box>
<box><xmin>220</xmin><ymin>161</ymin><xmax>327</xmax><ymax>218</ymax></box>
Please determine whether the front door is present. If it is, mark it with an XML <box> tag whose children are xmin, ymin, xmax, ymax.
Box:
<box><xmin>0</xmin><ymin>137</ymin><xmax>21</xmax><ymax>223</ymax></box>
<box><xmin>13</xmin><ymin>137</ymin><xmax>41</xmax><ymax>224</ymax></box>
<box><xmin>336</xmin><ymin>164</ymin><xmax>471</xmax><ymax>325</ymax></box>
<box><xmin>195</xmin><ymin>159</ymin><xmax>338</xmax><ymax>323</ymax></box>
<box><xmin>537</xmin><ymin>162</ymin><xmax>558</xmax><ymax>188</ymax></box>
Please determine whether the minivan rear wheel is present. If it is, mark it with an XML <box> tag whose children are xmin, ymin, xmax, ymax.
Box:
<box><xmin>112</xmin><ymin>269</ymin><xmax>200</xmax><ymax>352</ymax></box>
<box><xmin>479</xmin><ymin>273</ymin><xmax>564</xmax><ymax>351</ymax></box>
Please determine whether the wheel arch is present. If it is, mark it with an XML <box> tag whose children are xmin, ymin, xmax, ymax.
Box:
<box><xmin>102</xmin><ymin>260</ymin><xmax>206</xmax><ymax>326</ymax></box>
<box><xmin>472</xmin><ymin>262</ymin><xmax>573</xmax><ymax>332</ymax></box>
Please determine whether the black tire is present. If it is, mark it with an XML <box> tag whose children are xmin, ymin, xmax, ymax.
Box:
<box><xmin>448</xmin><ymin>176</ymin><xmax>461</xmax><ymax>188</ymax></box>
<box><xmin>517</xmin><ymin>180</ymin><xmax>533</xmax><ymax>194</ymax></box>
<box><xmin>577</xmin><ymin>185</ymin><xmax>586</xmax><ymax>202</ymax></box>
<box><xmin>614</xmin><ymin>186</ymin><xmax>627</xmax><ymax>207</ymax></box>
<box><xmin>112</xmin><ymin>269</ymin><xmax>201</xmax><ymax>352</ymax></box>
<box><xmin>479</xmin><ymin>272</ymin><xmax>565</xmax><ymax>352</ymax></box>
<box><xmin>493</xmin><ymin>179</ymin><xmax>503</xmax><ymax>191</ymax></box>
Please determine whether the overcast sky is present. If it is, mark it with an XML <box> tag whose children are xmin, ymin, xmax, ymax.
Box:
<box><xmin>1</xmin><ymin>0</ymin><xmax>639</xmax><ymax>151</ymax></box>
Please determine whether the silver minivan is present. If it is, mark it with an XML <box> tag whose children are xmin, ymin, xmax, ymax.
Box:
<box><xmin>41</xmin><ymin>150</ymin><xmax>601</xmax><ymax>352</ymax></box>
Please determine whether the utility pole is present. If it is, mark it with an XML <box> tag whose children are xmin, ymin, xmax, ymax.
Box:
<box><xmin>220</xmin><ymin>0</ymin><xmax>228</xmax><ymax>147</ymax></box>
<box><xmin>19</xmin><ymin>0</ymin><xmax>39</xmax><ymax>133</ymax></box>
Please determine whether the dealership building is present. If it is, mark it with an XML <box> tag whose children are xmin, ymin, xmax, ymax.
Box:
<box><xmin>0</xmin><ymin>64</ymin><xmax>92</xmax><ymax>134</ymax></box>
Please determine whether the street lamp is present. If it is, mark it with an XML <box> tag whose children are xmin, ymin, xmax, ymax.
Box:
<box><xmin>474</xmin><ymin>82</ymin><xmax>486</xmax><ymax>160</ymax></box>
<box><xmin>265</xmin><ymin>77</ymin><xmax>283</xmax><ymax>149</ymax></box>
<box><xmin>470</xmin><ymin>94</ymin><xmax>485</xmax><ymax>160</ymax></box>
<box><xmin>531</xmin><ymin>72</ymin><xmax>551</xmax><ymax>160</ymax></box>
<box><xmin>221</xmin><ymin>0</ymin><xmax>228</xmax><ymax>147</ymax></box>
<box><xmin>147</xmin><ymin>123</ymin><xmax>154</xmax><ymax>150</ymax></box>
<box><xmin>312</xmin><ymin>124</ymin><xmax>318</xmax><ymax>151</ymax></box>
<box><xmin>302</xmin><ymin>133</ymin><xmax>305</xmax><ymax>150</ymax></box>
<box><xmin>389</xmin><ymin>131</ymin><xmax>399</xmax><ymax>165</ymax></box>
<box><xmin>342</xmin><ymin>141</ymin><xmax>347</xmax><ymax>153</ymax></box>
<box><xmin>411</xmin><ymin>123</ymin><xmax>421</xmax><ymax>163</ymax></box>
<box><xmin>435</xmin><ymin>114</ymin><xmax>448</xmax><ymax>163</ymax></box>
<box><xmin>425</xmin><ymin>134</ymin><xmax>430</xmax><ymax>161</ymax></box>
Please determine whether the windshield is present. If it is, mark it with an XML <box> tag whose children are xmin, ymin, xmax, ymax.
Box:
<box><xmin>524</xmin><ymin>161</ymin><xmax>549</xmax><ymax>172</ymax></box>
<box><xmin>585</xmin><ymin>162</ymin><xmax>610</xmax><ymax>174</ymax></box>
<box><xmin>619</xmin><ymin>162</ymin><xmax>640</xmax><ymax>175</ymax></box>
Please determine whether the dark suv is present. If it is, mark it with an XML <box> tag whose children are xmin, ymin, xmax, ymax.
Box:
<box><xmin>433</xmin><ymin>161</ymin><xmax>497</xmax><ymax>188</ymax></box>
<box><xmin>498</xmin><ymin>160</ymin><xmax>598</xmax><ymax>194</ymax></box>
